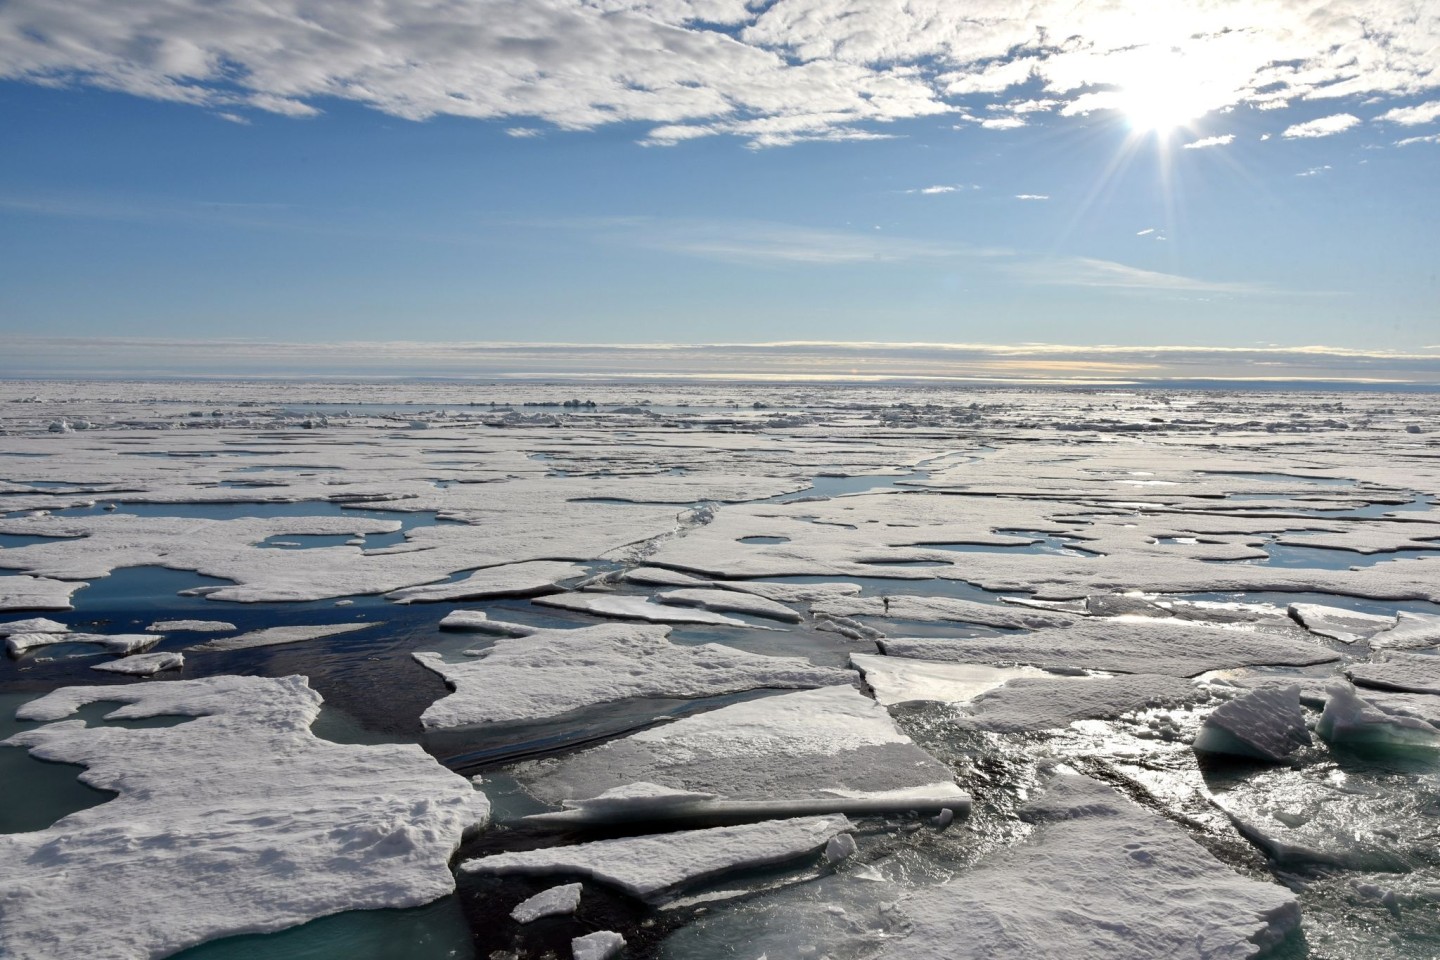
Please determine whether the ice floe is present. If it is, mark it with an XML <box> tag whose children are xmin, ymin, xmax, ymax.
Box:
<box><xmin>534</xmin><ymin>592</ymin><xmax>762</xmax><ymax>627</ymax></box>
<box><xmin>461</xmin><ymin>815</ymin><xmax>852</xmax><ymax>902</ymax></box>
<box><xmin>90</xmin><ymin>650</ymin><xmax>185</xmax><ymax>675</ymax></box>
<box><xmin>510</xmin><ymin>882</ymin><xmax>583</xmax><ymax>923</ymax></box>
<box><xmin>0</xmin><ymin>675</ymin><xmax>489</xmax><ymax>959</ymax></box>
<box><xmin>0</xmin><ymin>575</ymin><xmax>81</xmax><ymax>612</ymax></box>
<box><xmin>657</xmin><ymin>587</ymin><xmax>801</xmax><ymax>622</ymax></box>
<box><xmin>414</xmin><ymin>622</ymin><xmax>847</xmax><ymax>728</ymax></box>
<box><xmin>960</xmin><ymin>675</ymin><xmax>1206</xmax><ymax>734</ymax></box>
<box><xmin>439</xmin><ymin>609</ymin><xmax>537</xmax><ymax>635</ymax></box>
<box><xmin>190</xmin><ymin>621</ymin><xmax>375</xmax><ymax>652</ymax></box>
<box><xmin>1367</xmin><ymin>611</ymin><xmax>1440</xmax><ymax>651</ymax></box>
<box><xmin>1286</xmin><ymin>603</ymin><xmax>1395</xmax><ymax>645</ymax></box>
<box><xmin>386</xmin><ymin>560</ymin><xmax>587</xmax><ymax>603</ymax></box>
<box><xmin>572</xmin><ymin>930</ymin><xmax>626</xmax><ymax>960</ymax></box>
<box><xmin>850</xmin><ymin>654</ymin><xmax>1045</xmax><ymax>706</ymax></box>
<box><xmin>6</xmin><ymin>630</ymin><xmax>158</xmax><ymax>658</ymax></box>
<box><xmin>0</xmin><ymin>616</ymin><xmax>68</xmax><ymax>635</ymax></box>
<box><xmin>813</xmin><ymin>595</ymin><xmax>1076</xmax><ymax>629</ymax></box>
<box><xmin>881</xmin><ymin>773</ymin><xmax>1299</xmax><ymax>960</ymax></box>
<box><xmin>1316</xmin><ymin>682</ymin><xmax>1440</xmax><ymax>751</ymax></box>
<box><xmin>1193</xmin><ymin>685</ymin><xmax>1311</xmax><ymax>761</ymax></box>
<box><xmin>881</xmin><ymin>620</ymin><xmax>1337</xmax><ymax>677</ymax></box>
<box><xmin>145</xmin><ymin>619</ymin><xmax>235</xmax><ymax>633</ymax></box>
<box><xmin>1348</xmin><ymin>652</ymin><xmax>1440</xmax><ymax>695</ymax></box>
<box><xmin>516</xmin><ymin>685</ymin><xmax>968</xmax><ymax>824</ymax></box>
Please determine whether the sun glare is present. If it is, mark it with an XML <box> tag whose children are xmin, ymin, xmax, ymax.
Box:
<box><xmin>1110</xmin><ymin>46</ymin><xmax>1220</xmax><ymax>136</ymax></box>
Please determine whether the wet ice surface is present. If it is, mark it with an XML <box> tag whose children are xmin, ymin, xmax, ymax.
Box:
<box><xmin>2</xmin><ymin>381</ymin><xmax>1440</xmax><ymax>958</ymax></box>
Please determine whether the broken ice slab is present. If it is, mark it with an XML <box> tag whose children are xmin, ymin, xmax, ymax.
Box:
<box><xmin>534</xmin><ymin>591</ymin><xmax>770</xmax><ymax>627</ymax></box>
<box><xmin>510</xmin><ymin>882</ymin><xmax>582</xmax><ymax>923</ymax></box>
<box><xmin>461</xmin><ymin>815</ymin><xmax>853</xmax><ymax>903</ymax></box>
<box><xmin>1193</xmin><ymin>684</ymin><xmax>1311</xmax><ymax>762</ymax></box>
<box><xmin>385</xmin><ymin>560</ymin><xmax>587</xmax><ymax>603</ymax></box>
<box><xmin>1316</xmin><ymin>682</ymin><xmax>1440</xmax><ymax>752</ymax></box>
<box><xmin>1348</xmin><ymin>652</ymin><xmax>1440</xmax><ymax>695</ymax></box>
<box><xmin>1286</xmin><ymin>602</ymin><xmax>1395</xmax><ymax>645</ymax></box>
<box><xmin>657</xmin><ymin>587</ymin><xmax>801</xmax><ymax>623</ymax></box>
<box><xmin>515</xmin><ymin>685</ymin><xmax>968</xmax><ymax>828</ymax></box>
<box><xmin>414</xmin><ymin>622</ymin><xmax>848</xmax><ymax>728</ymax></box>
<box><xmin>1367</xmin><ymin>611</ymin><xmax>1440</xmax><ymax>651</ymax></box>
<box><xmin>6</xmin><ymin>630</ymin><xmax>158</xmax><ymax>658</ymax></box>
<box><xmin>878</xmin><ymin>774</ymin><xmax>1299</xmax><ymax>960</ymax></box>
<box><xmin>91</xmin><ymin>650</ymin><xmax>185</xmax><ymax>675</ymax></box>
<box><xmin>850</xmin><ymin>654</ymin><xmax>1046</xmax><ymax>706</ymax></box>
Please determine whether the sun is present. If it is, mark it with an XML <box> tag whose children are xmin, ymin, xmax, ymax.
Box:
<box><xmin>1110</xmin><ymin>47</ymin><xmax>1220</xmax><ymax>136</ymax></box>
<box><xmin>1118</xmin><ymin>85</ymin><xmax>1205</xmax><ymax>135</ymax></box>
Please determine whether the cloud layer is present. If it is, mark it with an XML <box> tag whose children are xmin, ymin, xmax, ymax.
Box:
<box><xmin>4</xmin><ymin>337</ymin><xmax>1439</xmax><ymax>384</ymax></box>
<box><xmin>2</xmin><ymin>1</ymin><xmax>1438</xmax><ymax>146</ymax></box>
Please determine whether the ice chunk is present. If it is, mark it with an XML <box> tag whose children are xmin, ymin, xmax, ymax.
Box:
<box><xmin>881</xmin><ymin>619</ymin><xmax>1337</xmax><ymax>677</ymax></box>
<box><xmin>438</xmin><ymin>609</ymin><xmax>536</xmax><ymax>635</ymax></box>
<box><xmin>91</xmin><ymin>651</ymin><xmax>184</xmax><ymax>675</ymax></box>
<box><xmin>414</xmin><ymin>622</ymin><xmax>847</xmax><ymax>728</ymax></box>
<box><xmin>659</xmin><ymin>588</ymin><xmax>801</xmax><ymax>623</ymax></box>
<box><xmin>825</xmin><ymin>833</ymin><xmax>857</xmax><ymax>863</ymax></box>
<box><xmin>462</xmin><ymin>815</ymin><xmax>852</xmax><ymax>902</ymax></box>
<box><xmin>1316</xmin><ymin>682</ymin><xmax>1440</xmax><ymax>751</ymax></box>
<box><xmin>1286</xmin><ymin>603</ymin><xmax>1395</xmax><ymax>645</ymax></box>
<box><xmin>1368</xmin><ymin>611</ymin><xmax>1440</xmax><ymax>651</ymax></box>
<box><xmin>1348</xmin><ymin>652</ymin><xmax>1440</xmax><ymax>695</ymax></box>
<box><xmin>851</xmin><ymin>654</ymin><xmax>1045</xmax><ymax>706</ymax></box>
<box><xmin>962</xmin><ymin>675</ymin><xmax>1205</xmax><ymax>734</ymax></box>
<box><xmin>145</xmin><ymin>620</ymin><xmax>235</xmax><ymax>633</ymax></box>
<box><xmin>6</xmin><ymin>631</ymin><xmax>158</xmax><ymax>658</ymax></box>
<box><xmin>0</xmin><ymin>675</ymin><xmax>489</xmax><ymax>960</ymax></box>
<box><xmin>190</xmin><ymin>621</ymin><xmax>375</xmax><ymax>652</ymax></box>
<box><xmin>511</xmin><ymin>883</ymin><xmax>583</xmax><ymax>923</ymax></box>
<box><xmin>535</xmin><ymin>592</ymin><xmax>767</xmax><ymax>627</ymax></box>
<box><xmin>814</xmin><ymin>595</ymin><xmax>1074</xmax><ymax>629</ymax></box>
<box><xmin>0</xmin><ymin>617</ymin><xmax>68</xmax><ymax>636</ymax></box>
<box><xmin>1193</xmin><ymin>685</ymin><xmax>1311</xmax><ymax>761</ymax></box>
<box><xmin>573</xmin><ymin>930</ymin><xmax>625</xmax><ymax>960</ymax></box>
<box><xmin>517</xmin><ymin>686</ymin><xmax>967</xmax><ymax>825</ymax></box>
<box><xmin>386</xmin><ymin>560</ymin><xmax>587</xmax><ymax>603</ymax></box>
<box><xmin>880</xmin><ymin>774</ymin><xmax>1299</xmax><ymax>960</ymax></box>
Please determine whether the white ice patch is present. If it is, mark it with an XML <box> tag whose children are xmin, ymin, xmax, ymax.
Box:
<box><xmin>572</xmin><ymin>930</ymin><xmax>626</xmax><ymax>960</ymax></box>
<box><xmin>461</xmin><ymin>815</ymin><xmax>852</xmax><ymax>902</ymax></box>
<box><xmin>516</xmin><ymin>685</ymin><xmax>967</xmax><ymax>821</ymax></box>
<box><xmin>386</xmin><ymin>560</ymin><xmax>587</xmax><ymax>603</ymax></box>
<box><xmin>1316</xmin><ymin>682</ymin><xmax>1440</xmax><ymax>751</ymax></box>
<box><xmin>510</xmin><ymin>882</ymin><xmax>583</xmax><ymax>923</ymax></box>
<box><xmin>90</xmin><ymin>651</ymin><xmax>184</xmax><ymax>675</ymax></box>
<box><xmin>190</xmin><ymin>621</ymin><xmax>375</xmax><ymax>652</ymax></box>
<box><xmin>959</xmin><ymin>675</ymin><xmax>1206</xmax><ymax>734</ymax></box>
<box><xmin>815</xmin><ymin>595</ymin><xmax>1075</xmax><ymax>629</ymax></box>
<box><xmin>1286</xmin><ymin>603</ymin><xmax>1395</xmax><ymax>645</ymax></box>
<box><xmin>0</xmin><ymin>575</ymin><xmax>81</xmax><ymax>612</ymax></box>
<box><xmin>0</xmin><ymin>675</ymin><xmax>489</xmax><ymax>960</ymax></box>
<box><xmin>6</xmin><ymin>631</ymin><xmax>158</xmax><ymax>658</ymax></box>
<box><xmin>1348</xmin><ymin>652</ymin><xmax>1440</xmax><ymax>695</ymax></box>
<box><xmin>850</xmin><ymin>654</ymin><xmax>1045</xmax><ymax>706</ymax></box>
<box><xmin>658</xmin><ymin>588</ymin><xmax>801</xmax><ymax>622</ymax></box>
<box><xmin>1368</xmin><ymin>611</ymin><xmax>1440</xmax><ymax>651</ymax></box>
<box><xmin>881</xmin><ymin>774</ymin><xmax>1299</xmax><ymax>960</ymax></box>
<box><xmin>534</xmin><ymin>592</ymin><xmax>766</xmax><ymax>628</ymax></box>
<box><xmin>439</xmin><ymin>609</ymin><xmax>537</xmax><ymax>635</ymax></box>
<box><xmin>414</xmin><ymin>622</ymin><xmax>847</xmax><ymax>728</ymax></box>
<box><xmin>0</xmin><ymin>617</ymin><xmax>68</xmax><ymax>635</ymax></box>
<box><xmin>145</xmin><ymin>620</ymin><xmax>235</xmax><ymax>633</ymax></box>
<box><xmin>881</xmin><ymin>619</ymin><xmax>1337</xmax><ymax>677</ymax></box>
<box><xmin>1193</xmin><ymin>685</ymin><xmax>1311</xmax><ymax>761</ymax></box>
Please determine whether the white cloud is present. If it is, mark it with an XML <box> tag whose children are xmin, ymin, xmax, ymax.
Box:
<box><xmin>1282</xmin><ymin>113</ymin><xmax>1361</xmax><ymax>138</ymax></box>
<box><xmin>1396</xmin><ymin>133</ymin><xmax>1440</xmax><ymax>146</ymax></box>
<box><xmin>216</xmin><ymin>112</ymin><xmax>250</xmax><ymax>125</ymax></box>
<box><xmin>1136</xmin><ymin>228</ymin><xmax>1155</xmax><ymax>235</ymax></box>
<box><xmin>1015</xmin><ymin>194</ymin><xmax>1049</xmax><ymax>201</ymax></box>
<box><xmin>0</xmin><ymin>0</ymin><xmax>1435</xmax><ymax>147</ymax></box>
<box><xmin>1296</xmin><ymin>164</ymin><xmax>1332</xmax><ymax>176</ymax></box>
<box><xmin>1182</xmin><ymin>134</ymin><xmax>1235</xmax><ymax>149</ymax></box>
<box><xmin>1375</xmin><ymin>100</ymin><xmax>1440</xmax><ymax>125</ymax></box>
<box><xmin>506</xmin><ymin>127</ymin><xmax>543</xmax><ymax>138</ymax></box>
<box><xmin>979</xmin><ymin>116</ymin><xmax>1028</xmax><ymax>130</ymax></box>
<box><xmin>913</xmin><ymin>185</ymin><xmax>957</xmax><ymax>194</ymax></box>
<box><xmin>1018</xmin><ymin>257</ymin><xmax>1268</xmax><ymax>294</ymax></box>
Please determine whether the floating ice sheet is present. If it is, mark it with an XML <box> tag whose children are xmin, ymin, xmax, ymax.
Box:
<box><xmin>0</xmin><ymin>675</ymin><xmax>489</xmax><ymax>960</ymax></box>
<box><xmin>386</xmin><ymin>560</ymin><xmax>587</xmax><ymax>603</ymax></box>
<box><xmin>534</xmin><ymin>592</ymin><xmax>761</xmax><ymax>627</ymax></box>
<box><xmin>814</xmin><ymin>595</ymin><xmax>1076</xmax><ymax>629</ymax></box>
<box><xmin>849</xmin><ymin>654</ymin><xmax>1045</xmax><ymax>706</ymax></box>
<box><xmin>461</xmin><ymin>815</ymin><xmax>852</xmax><ymax>902</ymax></box>
<box><xmin>414</xmin><ymin>622</ymin><xmax>847</xmax><ymax>728</ymax></box>
<box><xmin>960</xmin><ymin>674</ymin><xmax>1206</xmax><ymax>734</ymax></box>
<box><xmin>1193</xmin><ymin>685</ymin><xmax>1311</xmax><ymax>761</ymax></box>
<box><xmin>1348</xmin><ymin>652</ymin><xmax>1440</xmax><ymax>695</ymax></box>
<box><xmin>190</xmin><ymin>621</ymin><xmax>375</xmax><ymax>652</ymax></box>
<box><xmin>881</xmin><ymin>773</ymin><xmax>1298</xmax><ymax>960</ymax></box>
<box><xmin>658</xmin><ymin>587</ymin><xmax>800</xmax><ymax>622</ymax></box>
<box><xmin>91</xmin><ymin>651</ymin><xmax>184</xmax><ymax>675</ymax></box>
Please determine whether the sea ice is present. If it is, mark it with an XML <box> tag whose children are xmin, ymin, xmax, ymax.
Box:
<box><xmin>414</xmin><ymin>622</ymin><xmax>847</xmax><ymax>728</ymax></box>
<box><xmin>145</xmin><ymin>619</ymin><xmax>235</xmax><ymax>633</ymax></box>
<box><xmin>813</xmin><ymin>595</ymin><xmax>1076</xmax><ymax>629</ymax></box>
<box><xmin>516</xmin><ymin>685</ymin><xmax>967</xmax><ymax>823</ymax></box>
<box><xmin>658</xmin><ymin>587</ymin><xmax>801</xmax><ymax>622</ymax></box>
<box><xmin>880</xmin><ymin>620</ymin><xmax>1336</xmax><ymax>677</ymax></box>
<box><xmin>439</xmin><ymin>609</ymin><xmax>537</xmax><ymax>635</ymax></box>
<box><xmin>880</xmin><ymin>773</ymin><xmax>1299</xmax><ymax>960</ymax></box>
<box><xmin>960</xmin><ymin>674</ymin><xmax>1205</xmax><ymax>734</ymax></box>
<box><xmin>1348</xmin><ymin>652</ymin><xmax>1440</xmax><ymax>695</ymax></box>
<box><xmin>572</xmin><ymin>930</ymin><xmax>626</xmax><ymax>960</ymax></box>
<box><xmin>1367</xmin><ymin>611</ymin><xmax>1440</xmax><ymax>651</ymax></box>
<box><xmin>849</xmin><ymin>654</ymin><xmax>1045</xmax><ymax>706</ymax></box>
<box><xmin>510</xmin><ymin>882</ymin><xmax>583</xmax><ymax>923</ymax></box>
<box><xmin>190</xmin><ymin>621</ymin><xmax>375</xmax><ymax>652</ymax></box>
<box><xmin>1286</xmin><ymin>603</ymin><xmax>1395</xmax><ymax>645</ymax></box>
<box><xmin>6</xmin><ymin>631</ymin><xmax>158</xmax><ymax>658</ymax></box>
<box><xmin>1316</xmin><ymin>682</ymin><xmax>1440</xmax><ymax>750</ymax></box>
<box><xmin>534</xmin><ymin>592</ymin><xmax>762</xmax><ymax>627</ymax></box>
<box><xmin>0</xmin><ymin>675</ymin><xmax>490</xmax><ymax>960</ymax></box>
<box><xmin>1193</xmin><ymin>685</ymin><xmax>1311</xmax><ymax>761</ymax></box>
<box><xmin>0</xmin><ymin>574</ymin><xmax>81</xmax><ymax>612</ymax></box>
<box><xmin>461</xmin><ymin>815</ymin><xmax>852</xmax><ymax>902</ymax></box>
<box><xmin>0</xmin><ymin>616</ymin><xmax>68</xmax><ymax>635</ymax></box>
<box><xmin>385</xmin><ymin>560</ymin><xmax>587</xmax><ymax>603</ymax></box>
<box><xmin>91</xmin><ymin>651</ymin><xmax>185</xmax><ymax>675</ymax></box>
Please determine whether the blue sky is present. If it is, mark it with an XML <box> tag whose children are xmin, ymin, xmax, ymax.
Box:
<box><xmin>1</xmin><ymin>1</ymin><xmax>1438</xmax><ymax>380</ymax></box>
